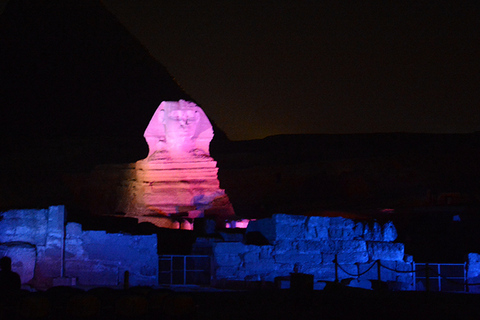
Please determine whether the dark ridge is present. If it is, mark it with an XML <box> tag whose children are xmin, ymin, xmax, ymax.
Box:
<box><xmin>215</xmin><ymin>132</ymin><xmax>480</xmax><ymax>167</ymax></box>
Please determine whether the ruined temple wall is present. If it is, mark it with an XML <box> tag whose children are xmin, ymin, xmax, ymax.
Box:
<box><xmin>0</xmin><ymin>206</ymin><xmax>158</xmax><ymax>289</ymax></box>
<box><xmin>0</xmin><ymin>206</ymin><xmax>63</xmax><ymax>288</ymax></box>
<box><xmin>197</xmin><ymin>214</ymin><xmax>414</xmax><ymax>289</ymax></box>
<box><xmin>64</xmin><ymin>223</ymin><xmax>158</xmax><ymax>287</ymax></box>
<box><xmin>466</xmin><ymin>253</ymin><xmax>480</xmax><ymax>293</ymax></box>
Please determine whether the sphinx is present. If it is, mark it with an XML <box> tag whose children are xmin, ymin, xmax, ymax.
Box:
<box><xmin>143</xmin><ymin>100</ymin><xmax>213</xmax><ymax>160</ymax></box>
<box><xmin>76</xmin><ymin>100</ymin><xmax>236</xmax><ymax>229</ymax></box>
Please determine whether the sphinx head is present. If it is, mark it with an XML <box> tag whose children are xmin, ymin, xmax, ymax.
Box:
<box><xmin>144</xmin><ymin>100</ymin><xmax>214</xmax><ymax>159</ymax></box>
<box><xmin>162</xmin><ymin>100</ymin><xmax>200</xmax><ymax>140</ymax></box>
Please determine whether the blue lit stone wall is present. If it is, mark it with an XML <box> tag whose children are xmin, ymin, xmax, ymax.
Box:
<box><xmin>195</xmin><ymin>214</ymin><xmax>414</xmax><ymax>289</ymax></box>
<box><xmin>0</xmin><ymin>206</ymin><xmax>63</xmax><ymax>288</ymax></box>
<box><xmin>65</xmin><ymin>223</ymin><xmax>158</xmax><ymax>287</ymax></box>
<box><xmin>0</xmin><ymin>206</ymin><xmax>158</xmax><ymax>289</ymax></box>
<box><xmin>467</xmin><ymin>253</ymin><xmax>480</xmax><ymax>293</ymax></box>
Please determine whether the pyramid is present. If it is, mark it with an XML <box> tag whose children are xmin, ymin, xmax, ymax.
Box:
<box><xmin>0</xmin><ymin>0</ymin><xmax>190</xmax><ymax>142</ymax></box>
<box><xmin>0</xmin><ymin>0</ymin><xmax>231</xmax><ymax>212</ymax></box>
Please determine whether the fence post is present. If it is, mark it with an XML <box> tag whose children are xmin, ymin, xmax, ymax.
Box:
<box><xmin>465</xmin><ymin>262</ymin><xmax>469</xmax><ymax>293</ymax></box>
<box><xmin>412</xmin><ymin>261</ymin><xmax>416</xmax><ymax>291</ymax></box>
<box><xmin>377</xmin><ymin>260</ymin><xmax>381</xmax><ymax>282</ymax></box>
<box><xmin>425</xmin><ymin>263</ymin><xmax>430</xmax><ymax>292</ymax></box>
<box><xmin>334</xmin><ymin>254</ymin><xmax>339</xmax><ymax>283</ymax></box>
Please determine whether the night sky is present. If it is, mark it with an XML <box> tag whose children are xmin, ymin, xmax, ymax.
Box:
<box><xmin>1</xmin><ymin>0</ymin><xmax>479</xmax><ymax>140</ymax></box>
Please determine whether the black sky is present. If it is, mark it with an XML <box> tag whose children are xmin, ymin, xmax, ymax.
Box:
<box><xmin>2</xmin><ymin>0</ymin><xmax>479</xmax><ymax>140</ymax></box>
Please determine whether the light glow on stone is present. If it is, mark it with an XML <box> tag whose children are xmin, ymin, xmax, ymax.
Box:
<box><xmin>225</xmin><ymin>219</ymin><xmax>250</xmax><ymax>229</ymax></box>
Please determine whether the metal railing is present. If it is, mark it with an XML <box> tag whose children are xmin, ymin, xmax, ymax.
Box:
<box><xmin>414</xmin><ymin>263</ymin><xmax>466</xmax><ymax>292</ymax></box>
<box><xmin>159</xmin><ymin>255</ymin><xmax>211</xmax><ymax>285</ymax></box>
<box><xmin>332</xmin><ymin>255</ymin><xmax>468</xmax><ymax>293</ymax></box>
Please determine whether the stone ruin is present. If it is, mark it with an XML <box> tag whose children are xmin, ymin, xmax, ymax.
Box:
<box><xmin>194</xmin><ymin>214</ymin><xmax>415</xmax><ymax>290</ymax></box>
<box><xmin>0</xmin><ymin>206</ymin><xmax>158</xmax><ymax>290</ymax></box>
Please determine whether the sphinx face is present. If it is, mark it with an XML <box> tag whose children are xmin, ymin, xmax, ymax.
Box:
<box><xmin>164</xmin><ymin>107</ymin><xmax>199</xmax><ymax>139</ymax></box>
<box><xmin>144</xmin><ymin>100</ymin><xmax>213</xmax><ymax>160</ymax></box>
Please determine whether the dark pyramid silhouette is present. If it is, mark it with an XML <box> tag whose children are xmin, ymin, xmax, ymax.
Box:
<box><xmin>0</xmin><ymin>0</ymin><xmax>192</xmax><ymax>142</ymax></box>
<box><xmin>0</xmin><ymin>0</ymin><xmax>231</xmax><ymax>210</ymax></box>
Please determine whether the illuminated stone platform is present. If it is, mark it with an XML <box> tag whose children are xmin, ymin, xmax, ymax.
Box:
<box><xmin>128</xmin><ymin>156</ymin><xmax>235</xmax><ymax>225</ymax></box>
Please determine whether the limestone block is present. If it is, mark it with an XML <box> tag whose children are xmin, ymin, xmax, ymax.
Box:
<box><xmin>47</xmin><ymin>206</ymin><xmax>65</xmax><ymax>235</ymax></box>
<box><xmin>274</xmin><ymin>240</ymin><xmax>299</xmax><ymax>254</ymax></box>
<box><xmin>295</xmin><ymin>260</ymin><xmax>327</xmax><ymax>275</ymax></box>
<box><xmin>467</xmin><ymin>253</ymin><xmax>480</xmax><ymax>279</ymax></box>
<box><xmin>243</xmin><ymin>251</ymin><xmax>260</xmax><ymax>263</ymax></box>
<box><xmin>363</xmin><ymin>222</ymin><xmax>383</xmax><ymax>241</ymax></box>
<box><xmin>242</xmin><ymin>245</ymin><xmax>273</xmax><ymax>263</ymax></box>
<box><xmin>259</xmin><ymin>245</ymin><xmax>274</xmax><ymax>259</ymax></box>
<box><xmin>242</xmin><ymin>245</ymin><xmax>262</xmax><ymax>263</ymax></box>
<box><xmin>35</xmin><ymin>247</ymin><xmax>62</xmax><ymax>279</ymax></box>
<box><xmin>323</xmin><ymin>251</ymin><xmax>365</xmax><ymax>264</ymax></box>
<box><xmin>244</xmin><ymin>259</ymin><xmax>277</xmax><ymax>273</ymax></box>
<box><xmin>65</xmin><ymin>260</ymin><xmax>119</xmax><ymax>286</ymax></box>
<box><xmin>81</xmin><ymin>231</ymin><xmax>157</xmax><ymax>263</ymax></box>
<box><xmin>66</xmin><ymin>222</ymin><xmax>83</xmax><ymax>237</ymax></box>
<box><xmin>274</xmin><ymin>214</ymin><xmax>307</xmax><ymax>226</ymax></box>
<box><xmin>328</xmin><ymin>217</ymin><xmax>356</xmax><ymax>240</ymax></box>
<box><xmin>321</xmin><ymin>253</ymin><xmax>336</xmax><ymax>265</ymax></box>
<box><xmin>274</xmin><ymin>253</ymin><xmax>322</xmax><ymax>265</ymax></box>
<box><xmin>353</xmin><ymin>222</ymin><xmax>364</xmax><ymax>239</ymax></box>
<box><xmin>382</xmin><ymin>222</ymin><xmax>397</xmax><ymax>242</ymax></box>
<box><xmin>328</xmin><ymin>228</ymin><xmax>356</xmax><ymax>240</ymax></box>
<box><xmin>276</xmin><ymin>263</ymin><xmax>296</xmax><ymax>274</ymax></box>
<box><xmin>0</xmin><ymin>245</ymin><xmax>36</xmax><ymax>284</ymax></box>
<box><xmin>367</xmin><ymin>242</ymin><xmax>404</xmax><ymax>261</ymax></box>
<box><xmin>312</xmin><ymin>264</ymin><xmax>337</xmax><ymax>281</ymax></box>
<box><xmin>0</xmin><ymin>208</ymin><xmax>48</xmax><ymax>245</ymax></box>
<box><xmin>276</xmin><ymin>223</ymin><xmax>306</xmax><ymax>240</ymax></box>
<box><xmin>305</xmin><ymin>216</ymin><xmax>329</xmax><ymax>239</ymax></box>
<box><xmin>468</xmin><ymin>253</ymin><xmax>480</xmax><ymax>263</ymax></box>
<box><xmin>274</xmin><ymin>214</ymin><xmax>307</xmax><ymax>240</ymax></box>
<box><xmin>329</xmin><ymin>217</ymin><xmax>355</xmax><ymax>229</ymax></box>
<box><xmin>214</xmin><ymin>254</ymin><xmax>242</xmax><ymax>267</ymax></box>
<box><xmin>74</xmin><ymin>231</ymin><xmax>158</xmax><ymax>287</ymax></box>
<box><xmin>336</xmin><ymin>251</ymin><xmax>369</xmax><ymax>264</ymax></box>
<box><xmin>213</xmin><ymin>242</ymin><xmax>249</xmax><ymax>255</ymax></box>
<box><xmin>334</xmin><ymin>240</ymin><xmax>367</xmax><ymax>253</ymax></box>
<box><xmin>65</xmin><ymin>237</ymin><xmax>87</xmax><ymax>260</ymax></box>
<box><xmin>297</xmin><ymin>240</ymin><xmax>335</xmax><ymax>254</ymax></box>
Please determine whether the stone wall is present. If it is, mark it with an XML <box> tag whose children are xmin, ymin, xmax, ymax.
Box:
<box><xmin>0</xmin><ymin>206</ymin><xmax>158</xmax><ymax>289</ymax></box>
<box><xmin>195</xmin><ymin>214</ymin><xmax>414</xmax><ymax>289</ymax></box>
<box><xmin>466</xmin><ymin>253</ymin><xmax>480</xmax><ymax>293</ymax></box>
<box><xmin>0</xmin><ymin>206</ymin><xmax>63</xmax><ymax>288</ymax></box>
<box><xmin>65</xmin><ymin>223</ymin><xmax>158</xmax><ymax>287</ymax></box>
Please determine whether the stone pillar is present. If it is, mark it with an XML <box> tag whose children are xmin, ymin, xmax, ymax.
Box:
<box><xmin>33</xmin><ymin>206</ymin><xmax>65</xmax><ymax>289</ymax></box>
